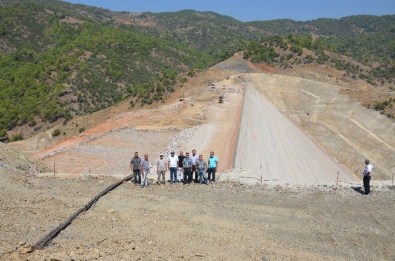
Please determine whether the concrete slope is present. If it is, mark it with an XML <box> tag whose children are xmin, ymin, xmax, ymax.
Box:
<box><xmin>249</xmin><ymin>73</ymin><xmax>395</xmax><ymax>180</ymax></box>
<box><xmin>234</xmin><ymin>82</ymin><xmax>355</xmax><ymax>185</ymax></box>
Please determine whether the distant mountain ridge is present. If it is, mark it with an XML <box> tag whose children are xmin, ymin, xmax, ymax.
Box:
<box><xmin>0</xmin><ymin>0</ymin><xmax>394</xmax><ymax>140</ymax></box>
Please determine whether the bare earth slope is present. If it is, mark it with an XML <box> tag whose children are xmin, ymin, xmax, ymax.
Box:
<box><xmin>0</xmin><ymin>142</ymin><xmax>48</xmax><ymax>173</ymax></box>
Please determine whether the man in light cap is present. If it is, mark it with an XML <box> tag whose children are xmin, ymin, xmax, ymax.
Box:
<box><xmin>157</xmin><ymin>153</ymin><xmax>167</xmax><ymax>184</ymax></box>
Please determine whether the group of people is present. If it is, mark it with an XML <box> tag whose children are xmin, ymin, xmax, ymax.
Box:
<box><xmin>130</xmin><ymin>150</ymin><xmax>219</xmax><ymax>187</ymax></box>
<box><xmin>130</xmin><ymin>150</ymin><xmax>374</xmax><ymax>195</ymax></box>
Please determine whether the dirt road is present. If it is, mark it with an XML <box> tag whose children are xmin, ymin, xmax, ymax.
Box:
<box><xmin>235</xmin><ymin>80</ymin><xmax>356</xmax><ymax>184</ymax></box>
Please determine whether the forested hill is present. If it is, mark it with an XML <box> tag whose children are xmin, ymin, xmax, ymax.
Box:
<box><xmin>0</xmin><ymin>0</ymin><xmax>394</xmax><ymax>141</ymax></box>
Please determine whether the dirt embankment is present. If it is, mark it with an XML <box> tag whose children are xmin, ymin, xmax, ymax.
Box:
<box><xmin>0</xmin><ymin>142</ymin><xmax>48</xmax><ymax>173</ymax></box>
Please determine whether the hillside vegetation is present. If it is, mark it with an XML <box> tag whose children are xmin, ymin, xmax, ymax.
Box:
<box><xmin>0</xmin><ymin>0</ymin><xmax>394</xmax><ymax>140</ymax></box>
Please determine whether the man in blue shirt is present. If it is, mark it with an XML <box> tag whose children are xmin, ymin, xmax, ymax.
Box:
<box><xmin>207</xmin><ymin>151</ymin><xmax>219</xmax><ymax>183</ymax></box>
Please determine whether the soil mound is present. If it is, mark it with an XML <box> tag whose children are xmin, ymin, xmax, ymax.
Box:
<box><xmin>0</xmin><ymin>142</ymin><xmax>49</xmax><ymax>173</ymax></box>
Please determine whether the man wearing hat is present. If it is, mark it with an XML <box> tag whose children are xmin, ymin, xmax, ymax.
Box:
<box><xmin>157</xmin><ymin>153</ymin><xmax>168</xmax><ymax>184</ymax></box>
<box><xmin>168</xmin><ymin>151</ymin><xmax>178</xmax><ymax>183</ymax></box>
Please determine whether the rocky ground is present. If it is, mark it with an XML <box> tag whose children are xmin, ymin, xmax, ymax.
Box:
<box><xmin>1</xmin><ymin>169</ymin><xmax>394</xmax><ymax>261</ymax></box>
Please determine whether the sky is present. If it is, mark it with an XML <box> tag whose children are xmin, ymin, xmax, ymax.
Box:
<box><xmin>64</xmin><ymin>0</ymin><xmax>395</xmax><ymax>22</ymax></box>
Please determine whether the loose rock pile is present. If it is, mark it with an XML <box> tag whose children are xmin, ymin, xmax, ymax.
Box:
<box><xmin>148</xmin><ymin>127</ymin><xmax>199</xmax><ymax>172</ymax></box>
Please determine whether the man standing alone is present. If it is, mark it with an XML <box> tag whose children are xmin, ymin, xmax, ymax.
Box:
<box><xmin>130</xmin><ymin>152</ymin><xmax>141</xmax><ymax>184</ymax></box>
<box><xmin>363</xmin><ymin>159</ymin><xmax>373</xmax><ymax>195</ymax></box>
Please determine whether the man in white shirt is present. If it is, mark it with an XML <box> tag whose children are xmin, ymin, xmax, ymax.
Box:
<box><xmin>363</xmin><ymin>159</ymin><xmax>373</xmax><ymax>195</ymax></box>
<box><xmin>140</xmin><ymin>154</ymin><xmax>150</xmax><ymax>187</ymax></box>
<box><xmin>168</xmin><ymin>152</ymin><xmax>178</xmax><ymax>184</ymax></box>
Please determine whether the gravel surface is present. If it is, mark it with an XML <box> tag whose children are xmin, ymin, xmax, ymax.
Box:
<box><xmin>1</xmin><ymin>169</ymin><xmax>394</xmax><ymax>261</ymax></box>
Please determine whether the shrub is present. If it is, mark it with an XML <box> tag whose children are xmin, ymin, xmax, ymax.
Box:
<box><xmin>11</xmin><ymin>133</ymin><xmax>23</xmax><ymax>142</ymax></box>
<box><xmin>187</xmin><ymin>70</ymin><xmax>195</xmax><ymax>77</ymax></box>
<box><xmin>0</xmin><ymin>129</ymin><xmax>8</xmax><ymax>140</ymax></box>
<box><xmin>79</xmin><ymin>127</ymin><xmax>85</xmax><ymax>133</ymax></box>
<box><xmin>52</xmin><ymin>129</ymin><xmax>61</xmax><ymax>137</ymax></box>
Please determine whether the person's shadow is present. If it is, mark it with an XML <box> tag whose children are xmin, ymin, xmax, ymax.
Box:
<box><xmin>352</xmin><ymin>186</ymin><xmax>365</xmax><ymax>195</ymax></box>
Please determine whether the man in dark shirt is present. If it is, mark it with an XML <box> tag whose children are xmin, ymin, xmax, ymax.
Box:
<box><xmin>191</xmin><ymin>149</ymin><xmax>199</xmax><ymax>183</ymax></box>
<box><xmin>130</xmin><ymin>152</ymin><xmax>141</xmax><ymax>184</ymax></box>
<box><xmin>177</xmin><ymin>151</ymin><xmax>185</xmax><ymax>183</ymax></box>
<box><xmin>183</xmin><ymin>152</ymin><xmax>193</xmax><ymax>184</ymax></box>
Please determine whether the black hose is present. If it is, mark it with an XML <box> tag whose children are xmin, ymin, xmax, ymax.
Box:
<box><xmin>33</xmin><ymin>175</ymin><xmax>133</xmax><ymax>249</ymax></box>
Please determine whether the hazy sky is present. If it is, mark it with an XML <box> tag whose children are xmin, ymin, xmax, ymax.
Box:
<box><xmin>64</xmin><ymin>0</ymin><xmax>395</xmax><ymax>22</ymax></box>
